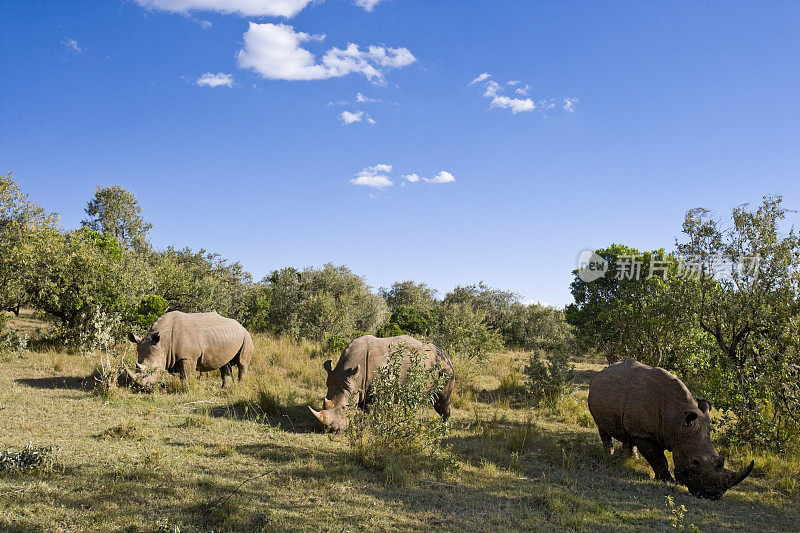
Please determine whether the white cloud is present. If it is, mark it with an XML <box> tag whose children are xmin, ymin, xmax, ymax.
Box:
<box><xmin>356</xmin><ymin>92</ymin><xmax>381</xmax><ymax>103</ymax></box>
<box><xmin>480</xmin><ymin>80</ymin><xmax>535</xmax><ymax>113</ymax></box>
<box><xmin>469</xmin><ymin>72</ymin><xmax>491</xmax><ymax>85</ymax></box>
<box><xmin>350</xmin><ymin>164</ymin><xmax>393</xmax><ymax>188</ymax></box>
<box><xmin>563</xmin><ymin>97</ymin><xmax>578</xmax><ymax>112</ymax></box>
<box><xmin>196</xmin><ymin>72</ymin><xmax>234</xmax><ymax>87</ymax></box>
<box><xmin>515</xmin><ymin>83</ymin><xmax>531</xmax><ymax>96</ymax></box>
<box><xmin>402</xmin><ymin>173</ymin><xmax>420</xmax><ymax>183</ymax></box>
<box><xmin>197</xmin><ymin>19</ymin><xmax>212</xmax><ymax>29</ymax></box>
<box><xmin>423</xmin><ymin>171</ymin><xmax>456</xmax><ymax>184</ymax></box>
<box><xmin>507</xmin><ymin>80</ymin><xmax>520</xmax><ymax>86</ymax></box>
<box><xmin>366</xmin><ymin>117</ymin><xmax>376</xmax><ymax>125</ymax></box>
<box><xmin>62</xmin><ymin>37</ymin><xmax>83</xmax><ymax>53</ymax></box>
<box><xmin>237</xmin><ymin>23</ymin><xmax>415</xmax><ymax>82</ymax></box>
<box><xmin>354</xmin><ymin>0</ymin><xmax>385</xmax><ymax>11</ymax></box>
<box><xmin>491</xmin><ymin>95</ymin><xmax>535</xmax><ymax>114</ymax></box>
<box><xmin>134</xmin><ymin>0</ymin><xmax>313</xmax><ymax>18</ymax></box>
<box><xmin>340</xmin><ymin>110</ymin><xmax>364</xmax><ymax>124</ymax></box>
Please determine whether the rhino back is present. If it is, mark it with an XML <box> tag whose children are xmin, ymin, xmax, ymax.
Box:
<box><xmin>157</xmin><ymin>311</ymin><xmax>248</xmax><ymax>371</ymax></box>
<box><xmin>589</xmin><ymin>359</ymin><xmax>695</xmax><ymax>444</ymax></box>
<box><xmin>328</xmin><ymin>335</ymin><xmax>439</xmax><ymax>403</ymax></box>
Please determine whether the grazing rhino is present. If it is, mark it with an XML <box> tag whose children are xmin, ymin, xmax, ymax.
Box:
<box><xmin>588</xmin><ymin>359</ymin><xmax>753</xmax><ymax>500</ymax></box>
<box><xmin>126</xmin><ymin>311</ymin><xmax>253</xmax><ymax>389</ymax></box>
<box><xmin>308</xmin><ymin>335</ymin><xmax>455</xmax><ymax>432</ymax></box>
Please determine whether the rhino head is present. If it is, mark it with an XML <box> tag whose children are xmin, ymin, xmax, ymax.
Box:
<box><xmin>672</xmin><ymin>399</ymin><xmax>754</xmax><ymax>500</ymax></box>
<box><xmin>125</xmin><ymin>331</ymin><xmax>165</xmax><ymax>387</ymax></box>
<box><xmin>308</xmin><ymin>359</ymin><xmax>360</xmax><ymax>432</ymax></box>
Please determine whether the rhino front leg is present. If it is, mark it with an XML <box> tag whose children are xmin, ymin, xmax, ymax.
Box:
<box><xmin>220</xmin><ymin>364</ymin><xmax>233</xmax><ymax>389</ymax></box>
<box><xmin>635</xmin><ymin>438</ymin><xmax>673</xmax><ymax>482</ymax></box>
<box><xmin>176</xmin><ymin>359</ymin><xmax>193</xmax><ymax>381</ymax></box>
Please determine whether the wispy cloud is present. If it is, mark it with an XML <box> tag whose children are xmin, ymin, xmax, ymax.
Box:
<box><xmin>471</xmin><ymin>73</ymin><xmax>577</xmax><ymax>116</ymax></box>
<box><xmin>135</xmin><ymin>0</ymin><xmax>313</xmax><ymax>18</ymax></box>
<box><xmin>339</xmin><ymin>110</ymin><xmax>376</xmax><ymax>125</ymax></box>
<box><xmin>356</xmin><ymin>92</ymin><xmax>381</xmax><ymax>103</ymax></box>
<box><xmin>469</xmin><ymin>72</ymin><xmax>491</xmax><ymax>85</ymax></box>
<box><xmin>196</xmin><ymin>72</ymin><xmax>234</xmax><ymax>87</ymax></box>
<box><xmin>340</xmin><ymin>111</ymin><xmax>362</xmax><ymax>124</ymax></box>
<box><xmin>423</xmin><ymin>171</ymin><xmax>456</xmax><ymax>184</ymax></box>
<box><xmin>61</xmin><ymin>37</ymin><xmax>83</xmax><ymax>53</ymax></box>
<box><xmin>237</xmin><ymin>23</ymin><xmax>415</xmax><ymax>83</ymax></box>
<box><xmin>354</xmin><ymin>0</ymin><xmax>386</xmax><ymax>11</ymax></box>
<box><xmin>350</xmin><ymin>164</ymin><xmax>394</xmax><ymax>188</ymax></box>
<box><xmin>514</xmin><ymin>83</ymin><xmax>531</xmax><ymax>96</ymax></box>
<box><xmin>483</xmin><ymin>80</ymin><xmax>535</xmax><ymax>114</ymax></box>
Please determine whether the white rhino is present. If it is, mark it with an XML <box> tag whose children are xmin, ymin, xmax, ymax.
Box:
<box><xmin>127</xmin><ymin>311</ymin><xmax>253</xmax><ymax>389</ymax></box>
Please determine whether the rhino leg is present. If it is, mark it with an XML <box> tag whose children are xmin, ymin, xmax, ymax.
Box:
<box><xmin>622</xmin><ymin>438</ymin><xmax>638</xmax><ymax>459</ymax></box>
<box><xmin>176</xmin><ymin>359</ymin><xmax>193</xmax><ymax>381</ymax></box>
<box><xmin>237</xmin><ymin>361</ymin><xmax>248</xmax><ymax>381</ymax></box>
<box><xmin>220</xmin><ymin>364</ymin><xmax>233</xmax><ymax>389</ymax></box>
<box><xmin>636</xmin><ymin>438</ymin><xmax>673</xmax><ymax>482</ymax></box>
<box><xmin>598</xmin><ymin>429</ymin><xmax>613</xmax><ymax>454</ymax></box>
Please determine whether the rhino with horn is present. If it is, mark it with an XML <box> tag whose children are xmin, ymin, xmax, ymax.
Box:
<box><xmin>588</xmin><ymin>359</ymin><xmax>754</xmax><ymax>500</ymax></box>
<box><xmin>309</xmin><ymin>335</ymin><xmax>455</xmax><ymax>432</ymax></box>
<box><xmin>126</xmin><ymin>311</ymin><xmax>253</xmax><ymax>389</ymax></box>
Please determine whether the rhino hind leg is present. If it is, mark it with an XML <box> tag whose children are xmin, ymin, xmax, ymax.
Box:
<box><xmin>237</xmin><ymin>361</ymin><xmax>248</xmax><ymax>381</ymax></box>
<box><xmin>635</xmin><ymin>438</ymin><xmax>674</xmax><ymax>482</ymax></box>
<box><xmin>220</xmin><ymin>363</ymin><xmax>233</xmax><ymax>389</ymax></box>
<box><xmin>598</xmin><ymin>428</ymin><xmax>613</xmax><ymax>454</ymax></box>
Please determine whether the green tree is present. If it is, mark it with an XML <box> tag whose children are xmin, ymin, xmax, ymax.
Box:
<box><xmin>565</xmin><ymin>244</ymin><xmax>707</xmax><ymax>370</ymax></box>
<box><xmin>502</xmin><ymin>302</ymin><xmax>576</xmax><ymax>354</ymax></box>
<box><xmin>249</xmin><ymin>264</ymin><xmax>388</xmax><ymax>342</ymax></box>
<box><xmin>83</xmin><ymin>185</ymin><xmax>152</xmax><ymax>251</ymax></box>
<box><xmin>677</xmin><ymin>196</ymin><xmax>800</xmax><ymax>445</ymax></box>
<box><xmin>442</xmin><ymin>282</ymin><xmax>518</xmax><ymax>332</ymax></box>
<box><xmin>381</xmin><ymin>281</ymin><xmax>437</xmax><ymax>313</ymax></box>
<box><xmin>0</xmin><ymin>173</ymin><xmax>58</xmax><ymax>316</ymax></box>
<box><xmin>430</xmin><ymin>301</ymin><xmax>502</xmax><ymax>359</ymax></box>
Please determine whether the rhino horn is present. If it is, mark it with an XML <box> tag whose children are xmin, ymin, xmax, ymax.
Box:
<box><xmin>724</xmin><ymin>460</ymin><xmax>754</xmax><ymax>489</ymax></box>
<box><xmin>308</xmin><ymin>406</ymin><xmax>325</xmax><ymax>426</ymax></box>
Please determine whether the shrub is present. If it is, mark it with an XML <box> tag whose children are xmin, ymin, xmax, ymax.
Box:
<box><xmin>347</xmin><ymin>344</ymin><xmax>456</xmax><ymax>481</ymax></box>
<box><xmin>524</xmin><ymin>350</ymin><xmax>575</xmax><ymax>408</ymax></box>
<box><xmin>380</xmin><ymin>305</ymin><xmax>429</xmax><ymax>337</ymax></box>
<box><xmin>0</xmin><ymin>444</ymin><xmax>58</xmax><ymax>474</ymax></box>
<box><xmin>430</xmin><ymin>302</ymin><xmax>502</xmax><ymax>359</ymax></box>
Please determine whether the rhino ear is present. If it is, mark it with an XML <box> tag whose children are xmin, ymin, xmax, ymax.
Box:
<box><xmin>128</xmin><ymin>332</ymin><xmax>141</xmax><ymax>344</ymax></box>
<box><xmin>323</xmin><ymin>360</ymin><xmax>333</xmax><ymax>374</ymax></box>
<box><xmin>345</xmin><ymin>365</ymin><xmax>360</xmax><ymax>377</ymax></box>
<box><xmin>151</xmin><ymin>331</ymin><xmax>160</xmax><ymax>344</ymax></box>
<box><xmin>684</xmin><ymin>411</ymin><xmax>698</xmax><ymax>426</ymax></box>
<box><xmin>697</xmin><ymin>398</ymin><xmax>712</xmax><ymax>414</ymax></box>
<box><xmin>323</xmin><ymin>398</ymin><xmax>335</xmax><ymax>410</ymax></box>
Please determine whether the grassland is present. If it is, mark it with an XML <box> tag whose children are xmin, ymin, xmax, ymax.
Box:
<box><xmin>0</xmin><ymin>314</ymin><xmax>798</xmax><ymax>532</ymax></box>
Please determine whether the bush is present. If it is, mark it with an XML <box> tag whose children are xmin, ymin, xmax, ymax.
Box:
<box><xmin>379</xmin><ymin>305</ymin><xmax>429</xmax><ymax>337</ymax></box>
<box><xmin>430</xmin><ymin>302</ymin><xmax>502</xmax><ymax>359</ymax></box>
<box><xmin>347</xmin><ymin>344</ymin><xmax>456</xmax><ymax>482</ymax></box>
<box><xmin>524</xmin><ymin>350</ymin><xmax>575</xmax><ymax>408</ymax></box>
<box><xmin>0</xmin><ymin>444</ymin><xmax>58</xmax><ymax>474</ymax></box>
<box><xmin>249</xmin><ymin>264</ymin><xmax>388</xmax><ymax>342</ymax></box>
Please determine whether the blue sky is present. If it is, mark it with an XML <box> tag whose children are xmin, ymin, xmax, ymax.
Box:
<box><xmin>2</xmin><ymin>1</ymin><xmax>799</xmax><ymax>307</ymax></box>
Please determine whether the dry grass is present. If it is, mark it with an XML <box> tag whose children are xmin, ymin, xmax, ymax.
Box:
<box><xmin>0</xmin><ymin>316</ymin><xmax>798</xmax><ymax>531</ymax></box>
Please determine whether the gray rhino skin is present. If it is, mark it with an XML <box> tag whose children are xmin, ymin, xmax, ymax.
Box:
<box><xmin>309</xmin><ymin>335</ymin><xmax>455</xmax><ymax>432</ymax></box>
<box><xmin>127</xmin><ymin>311</ymin><xmax>253</xmax><ymax>389</ymax></box>
<box><xmin>588</xmin><ymin>359</ymin><xmax>753</xmax><ymax>500</ymax></box>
